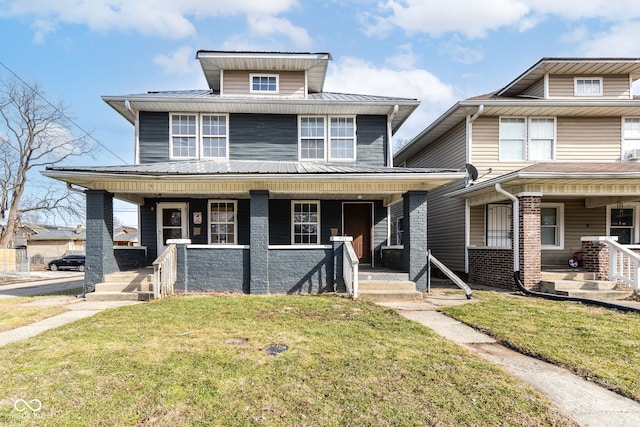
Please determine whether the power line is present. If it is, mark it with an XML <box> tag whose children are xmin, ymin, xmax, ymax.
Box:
<box><xmin>0</xmin><ymin>60</ymin><xmax>128</xmax><ymax>164</ymax></box>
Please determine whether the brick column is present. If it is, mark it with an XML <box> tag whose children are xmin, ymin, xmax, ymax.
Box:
<box><xmin>518</xmin><ymin>193</ymin><xmax>541</xmax><ymax>288</ymax></box>
<box><xmin>85</xmin><ymin>190</ymin><xmax>116</xmax><ymax>293</ymax></box>
<box><xmin>581</xmin><ymin>237</ymin><xmax>611</xmax><ymax>281</ymax></box>
<box><xmin>403</xmin><ymin>191</ymin><xmax>428</xmax><ymax>292</ymax></box>
<box><xmin>250</xmin><ymin>190</ymin><xmax>269</xmax><ymax>294</ymax></box>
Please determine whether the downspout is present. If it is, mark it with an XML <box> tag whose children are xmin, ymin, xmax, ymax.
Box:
<box><xmin>387</xmin><ymin>105</ymin><xmax>399</xmax><ymax>167</ymax></box>
<box><xmin>493</xmin><ymin>186</ymin><xmax>640</xmax><ymax>313</ymax></box>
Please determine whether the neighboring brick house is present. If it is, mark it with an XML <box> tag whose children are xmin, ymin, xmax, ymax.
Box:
<box><xmin>394</xmin><ymin>58</ymin><xmax>640</xmax><ymax>289</ymax></box>
<box><xmin>44</xmin><ymin>50</ymin><xmax>464</xmax><ymax>294</ymax></box>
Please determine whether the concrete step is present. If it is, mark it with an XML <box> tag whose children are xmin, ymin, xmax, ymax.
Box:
<box><xmin>539</xmin><ymin>279</ymin><xmax>618</xmax><ymax>292</ymax></box>
<box><xmin>541</xmin><ymin>271</ymin><xmax>598</xmax><ymax>281</ymax></box>
<box><xmin>358</xmin><ymin>280</ymin><xmax>416</xmax><ymax>291</ymax></box>
<box><xmin>85</xmin><ymin>291</ymin><xmax>153</xmax><ymax>302</ymax></box>
<box><xmin>552</xmin><ymin>289</ymin><xmax>634</xmax><ymax>300</ymax></box>
<box><xmin>358</xmin><ymin>271</ymin><xmax>409</xmax><ymax>281</ymax></box>
<box><xmin>102</xmin><ymin>271</ymin><xmax>153</xmax><ymax>285</ymax></box>
<box><xmin>358</xmin><ymin>289</ymin><xmax>422</xmax><ymax>302</ymax></box>
<box><xmin>94</xmin><ymin>281</ymin><xmax>153</xmax><ymax>292</ymax></box>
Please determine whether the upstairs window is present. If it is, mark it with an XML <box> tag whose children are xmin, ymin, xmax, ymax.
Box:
<box><xmin>170</xmin><ymin>113</ymin><xmax>228</xmax><ymax>160</ymax></box>
<box><xmin>575</xmin><ymin>77</ymin><xmax>603</xmax><ymax>96</ymax></box>
<box><xmin>623</xmin><ymin>118</ymin><xmax>640</xmax><ymax>160</ymax></box>
<box><xmin>250</xmin><ymin>74</ymin><xmax>278</xmax><ymax>94</ymax></box>
<box><xmin>299</xmin><ymin>115</ymin><xmax>356</xmax><ymax>161</ymax></box>
<box><xmin>171</xmin><ymin>114</ymin><xmax>197</xmax><ymax>158</ymax></box>
<box><xmin>499</xmin><ymin>117</ymin><xmax>555</xmax><ymax>161</ymax></box>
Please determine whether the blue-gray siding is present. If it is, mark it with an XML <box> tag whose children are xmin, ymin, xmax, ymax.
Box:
<box><xmin>356</xmin><ymin>115</ymin><xmax>388</xmax><ymax>166</ymax></box>
<box><xmin>139</xmin><ymin>112</ymin><xmax>170</xmax><ymax>163</ymax></box>
<box><xmin>268</xmin><ymin>248</ymin><xmax>334</xmax><ymax>293</ymax></box>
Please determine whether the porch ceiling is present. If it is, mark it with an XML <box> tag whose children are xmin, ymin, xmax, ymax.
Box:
<box><xmin>43</xmin><ymin>170</ymin><xmax>465</xmax><ymax>206</ymax></box>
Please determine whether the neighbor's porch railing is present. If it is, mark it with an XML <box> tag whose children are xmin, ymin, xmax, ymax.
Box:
<box><xmin>343</xmin><ymin>240</ymin><xmax>359</xmax><ymax>299</ymax></box>
<box><xmin>152</xmin><ymin>244</ymin><xmax>177</xmax><ymax>299</ymax></box>
<box><xmin>606</xmin><ymin>238</ymin><xmax>640</xmax><ymax>295</ymax></box>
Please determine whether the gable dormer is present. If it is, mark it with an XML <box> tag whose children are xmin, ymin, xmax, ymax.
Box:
<box><xmin>196</xmin><ymin>50</ymin><xmax>331</xmax><ymax>99</ymax></box>
<box><xmin>496</xmin><ymin>58</ymin><xmax>640</xmax><ymax>100</ymax></box>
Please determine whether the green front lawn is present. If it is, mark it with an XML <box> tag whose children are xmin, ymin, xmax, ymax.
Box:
<box><xmin>0</xmin><ymin>297</ymin><xmax>70</xmax><ymax>332</ymax></box>
<box><xmin>0</xmin><ymin>295</ymin><xmax>574</xmax><ymax>426</ymax></box>
<box><xmin>441</xmin><ymin>291</ymin><xmax>640</xmax><ymax>402</ymax></box>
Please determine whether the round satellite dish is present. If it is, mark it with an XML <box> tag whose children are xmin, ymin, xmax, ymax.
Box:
<box><xmin>465</xmin><ymin>163</ymin><xmax>479</xmax><ymax>182</ymax></box>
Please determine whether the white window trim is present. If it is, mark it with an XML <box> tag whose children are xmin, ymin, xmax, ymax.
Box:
<box><xmin>291</xmin><ymin>200</ymin><xmax>321</xmax><ymax>245</ymax></box>
<box><xmin>328</xmin><ymin>116</ymin><xmax>357</xmax><ymax>162</ymax></box>
<box><xmin>607</xmin><ymin>202</ymin><xmax>639</xmax><ymax>244</ymax></box>
<box><xmin>528</xmin><ymin>117</ymin><xmax>556</xmax><ymax>161</ymax></box>
<box><xmin>622</xmin><ymin>117</ymin><xmax>640</xmax><ymax>160</ymax></box>
<box><xmin>541</xmin><ymin>203</ymin><xmax>564</xmax><ymax>250</ymax></box>
<box><xmin>298</xmin><ymin>115</ymin><xmax>327</xmax><ymax>161</ymax></box>
<box><xmin>298</xmin><ymin>115</ymin><xmax>357</xmax><ymax>162</ymax></box>
<box><xmin>396</xmin><ymin>217</ymin><xmax>404</xmax><ymax>246</ymax></box>
<box><xmin>486</xmin><ymin>203</ymin><xmax>512</xmax><ymax>248</ymax></box>
<box><xmin>200</xmin><ymin>113</ymin><xmax>229</xmax><ymax>160</ymax></box>
<box><xmin>574</xmin><ymin>77</ymin><xmax>603</xmax><ymax>97</ymax></box>
<box><xmin>250</xmin><ymin>73</ymin><xmax>279</xmax><ymax>94</ymax></box>
<box><xmin>499</xmin><ymin>116</ymin><xmax>526</xmax><ymax>162</ymax></box>
<box><xmin>208</xmin><ymin>200</ymin><xmax>238</xmax><ymax>245</ymax></box>
<box><xmin>169</xmin><ymin>113</ymin><xmax>198</xmax><ymax>160</ymax></box>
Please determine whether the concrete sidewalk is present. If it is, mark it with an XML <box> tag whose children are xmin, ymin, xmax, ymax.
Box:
<box><xmin>0</xmin><ymin>297</ymin><xmax>141</xmax><ymax>347</ymax></box>
<box><xmin>381</xmin><ymin>292</ymin><xmax>640</xmax><ymax>427</ymax></box>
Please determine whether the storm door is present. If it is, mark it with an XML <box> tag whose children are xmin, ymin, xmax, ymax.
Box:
<box><xmin>157</xmin><ymin>203</ymin><xmax>188</xmax><ymax>254</ymax></box>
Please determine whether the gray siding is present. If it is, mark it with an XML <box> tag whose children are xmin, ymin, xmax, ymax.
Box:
<box><xmin>427</xmin><ymin>182</ymin><xmax>467</xmax><ymax>272</ymax></box>
<box><xmin>406</xmin><ymin>120</ymin><xmax>466</xmax><ymax>169</ymax></box>
<box><xmin>229</xmin><ymin>114</ymin><xmax>299</xmax><ymax>161</ymax></box>
<box><xmin>139</xmin><ymin>112</ymin><xmax>170</xmax><ymax>163</ymax></box>
<box><xmin>521</xmin><ymin>78</ymin><xmax>545</xmax><ymax>98</ymax></box>
<box><xmin>185</xmin><ymin>247</ymin><xmax>249</xmax><ymax>293</ymax></box>
<box><xmin>356</xmin><ymin>115</ymin><xmax>387</xmax><ymax>166</ymax></box>
<box><xmin>268</xmin><ymin>248</ymin><xmax>334</xmax><ymax>293</ymax></box>
<box><xmin>373</xmin><ymin>200</ymin><xmax>388</xmax><ymax>265</ymax></box>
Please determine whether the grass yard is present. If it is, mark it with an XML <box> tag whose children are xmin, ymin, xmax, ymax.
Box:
<box><xmin>0</xmin><ymin>295</ymin><xmax>575</xmax><ymax>426</ymax></box>
<box><xmin>441</xmin><ymin>291</ymin><xmax>640</xmax><ymax>402</ymax></box>
<box><xmin>0</xmin><ymin>297</ymin><xmax>70</xmax><ymax>332</ymax></box>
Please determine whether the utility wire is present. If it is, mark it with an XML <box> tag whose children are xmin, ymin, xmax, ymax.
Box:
<box><xmin>0</xmin><ymin>60</ymin><xmax>128</xmax><ymax>164</ymax></box>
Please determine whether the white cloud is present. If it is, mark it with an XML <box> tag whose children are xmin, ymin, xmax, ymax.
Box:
<box><xmin>325</xmin><ymin>56</ymin><xmax>458</xmax><ymax>141</ymax></box>
<box><xmin>6</xmin><ymin>0</ymin><xmax>299</xmax><ymax>40</ymax></box>
<box><xmin>153</xmin><ymin>46</ymin><xmax>200</xmax><ymax>75</ymax></box>
<box><xmin>246</xmin><ymin>15</ymin><xmax>312</xmax><ymax>49</ymax></box>
<box><xmin>569</xmin><ymin>21</ymin><xmax>640</xmax><ymax>57</ymax></box>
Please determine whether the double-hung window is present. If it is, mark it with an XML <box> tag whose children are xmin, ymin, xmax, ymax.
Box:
<box><xmin>170</xmin><ymin>113</ymin><xmax>228</xmax><ymax>160</ymax></box>
<box><xmin>292</xmin><ymin>201</ymin><xmax>320</xmax><ymax>244</ymax></box>
<box><xmin>575</xmin><ymin>77</ymin><xmax>603</xmax><ymax>96</ymax></box>
<box><xmin>623</xmin><ymin>118</ymin><xmax>640</xmax><ymax>160</ymax></box>
<box><xmin>541</xmin><ymin>203</ymin><xmax>564</xmax><ymax>249</ymax></box>
<box><xmin>299</xmin><ymin>116</ymin><xmax>356</xmax><ymax>161</ymax></box>
<box><xmin>171</xmin><ymin>114</ymin><xmax>197</xmax><ymax>158</ymax></box>
<box><xmin>499</xmin><ymin>117</ymin><xmax>555</xmax><ymax>161</ymax></box>
<box><xmin>250</xmin><ymin>74</ymin><xmax>278</xmax><ymax>94</ymax></box>
<box><xmin>209</xmin><ymin>201</ymin><xmax>236</xmax><ymax>244</ymax></box>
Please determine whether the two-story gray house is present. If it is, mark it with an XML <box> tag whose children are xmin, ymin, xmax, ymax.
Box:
<box><xmin>45</xmin><ymin>50</ymin><xmax>464</xmax><ymax>296</ymax></box>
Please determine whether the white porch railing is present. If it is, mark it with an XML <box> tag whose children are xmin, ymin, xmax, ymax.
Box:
<box><xmin>343</xmin><ymin>240</ymin><xmax>359</xmax><ymax>299</ymax></box>
<box><xmin>152</xmin><ymin>244</ymin><xmax>177</xmax><ymax>299</ymax></box>
<box><xmin>606</xmin><ymin>239</ymin><xmax>640</xmax><ymax>295</ymax></box>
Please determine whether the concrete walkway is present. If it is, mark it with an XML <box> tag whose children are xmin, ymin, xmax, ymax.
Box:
<box><xmin>0</xmin><ymin>296</ymin><xmax>141</xmax><ymax>348</ymax></box>
<box><xmin>381</xmin><ymin>291</ymin><xmax>640</xmax><ymax>427</ymax></box>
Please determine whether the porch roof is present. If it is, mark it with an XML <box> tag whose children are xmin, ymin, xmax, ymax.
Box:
<box><xmin>446</xmin><ymin>162</ymin><xmax>640</xmax><ymax>207</ymax></box>
<box><xmin>43</xmin><ymin>160</ymin><xmax>465</xmax><ymax>206</ymax></box>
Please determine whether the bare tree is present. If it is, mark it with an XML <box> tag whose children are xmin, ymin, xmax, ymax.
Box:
<box><xmin>0</xmin><ymin>77</ymin><xmax>94</xmax><ymax>248</ymax></box>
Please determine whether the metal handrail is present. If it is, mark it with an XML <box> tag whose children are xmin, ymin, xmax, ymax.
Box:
<box><xmin>152</xmin><ymin>244</ymin><xmax>177</xmax><ymax>299</ymax></box>
<box><xmin>428</xmin><ymin>250</ymin><xmax>472</xmax><ymax>299</ymax></box>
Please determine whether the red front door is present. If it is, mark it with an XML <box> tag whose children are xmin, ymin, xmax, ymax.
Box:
<box><xmin>343</xmin><ymin>203</ymin><xmax>372</xmax><ymax>264</ymax></box>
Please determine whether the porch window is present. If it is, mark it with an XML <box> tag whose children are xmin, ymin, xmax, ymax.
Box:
<box><xmin>529</xmin><ymin>118</ymin><xmax>555</xmax><ymax>161</ymax></box>
<box><xmin>609</xmin><ymin>206</ymin><xmax>635</xmax><ymax>244</ymax></box>
<box><xmin>329</xmin><ymin>117</ymin><xmax>356</xmax><ymax>161</ymax></box>
<box><xmin>574</xmin><ymin>77</ymin><xmax>602</xmax><ymax>96</ymax></box>
<box><xmin>499</xmin><ymin>118</ymin><xmax>526</xmax><ymax>161</ymax></box>
<box><xmin>209</xmin><ymin>201</ymin><xmax>236</xmax><ymax>244</ymax></box>
<box><xmin>292</xmin><ymin>201</ymin><xmax>320</xmax><ymax>244</ymax></box>
<box><xmin>171</xmin><ymin>114</ymin><xmax>197</xmax><ymax>158</ymax></box>
<box><xmin>202</xmin><ymin>115</ymin><xmax>227</xmax><ymax>158</ymax></box>
<box><xmin>300</xmin><ymin>117</ymin><xmax>325</xmax><ymax>160</ymax></box>
<box><xmin>622</xmin><ymin>118</ymin><xmax>640</xmax><ymax>160</ymax></box>
<box><xmin>486</xmin><ymin>203</ymin><xmax>511</xmax><ymax>247</ymax></box>
<box><xmin>250</xmin><ymin>74</ymin><xmax>278</xmax><ymax>94</ymax></box>
<box><xmin>541</xmin><ymin>204</ymin><xmax>564</xmax><ymax>249</ymax></box>
<box><xmin>396</xmin><ymin>217</ymin><xmax>404</xmax><ymax>245</ymax></box>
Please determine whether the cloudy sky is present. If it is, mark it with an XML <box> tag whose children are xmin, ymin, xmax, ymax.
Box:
<box><xmin>2</xmin><ymin>0</ymin><xmax>640</xmax><ymax>225</ymax></box>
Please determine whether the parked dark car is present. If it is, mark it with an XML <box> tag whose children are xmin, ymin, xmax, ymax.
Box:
<box><xmin>48</xmin><ymin>254</ymin><xmax>86</xmax><ymax>272</ymax></box>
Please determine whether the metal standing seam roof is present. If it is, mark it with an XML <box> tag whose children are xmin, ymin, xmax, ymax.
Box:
<box><xmin>46</xmin><ymin>160</ymin><xmax>460</xmax><ymax>176</ymax></box>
